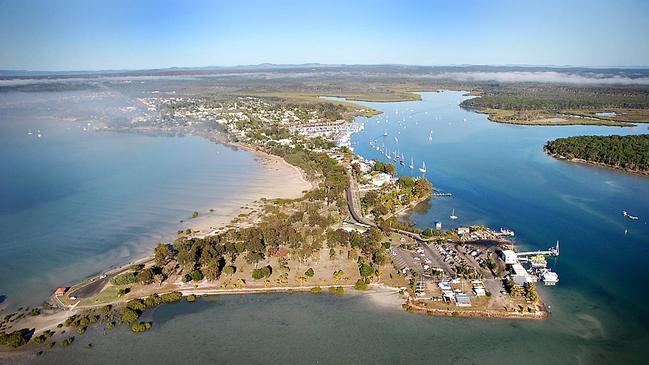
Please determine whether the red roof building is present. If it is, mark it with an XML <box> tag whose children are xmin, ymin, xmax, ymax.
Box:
<box><xmin>54</xmin><ymin>287</ymin><xmax>68</xmax><ymax>296</ymax></box>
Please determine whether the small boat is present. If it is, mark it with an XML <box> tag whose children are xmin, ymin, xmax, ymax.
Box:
<box><xmin>623</xmin><ymin>210</ymin><xmax>639</xmax><ymax>220</ymax></box>
<box><xmin>383</xmin><ymin>131</ymin><xmax>388</xmax><ymax>136</ymax></box>
<box><xmin>409</xmin><ymin>157</ymin><xmax>414</xmax><ymax>169</ymax></box>
<box><xmin>37</xmin><ymin>133</ymin><xmax>42</xmax><ymax>138</ymax></box>
<box><xmin>419</xmin><ymin>161</ymin><xmax>427</xmax><ymax>173</ymax></box>
<box><xmin>500</xmin><ymin>228</ymin><xmax>515</xmax><ymax>237</ymax></box>
<box><xmin>428</xmin><ymin>130</ymin><xmax>433</xmax><ymax>141</ymax></box>
<box><xmin>450</xmin><ymin>208</ymin><xmax>458</xmax><ymax>220</ymax></box>
<box><xmin>27</xmin><ymin>130</ymin><xmax>33</xmax><ymax>135</ymax></box>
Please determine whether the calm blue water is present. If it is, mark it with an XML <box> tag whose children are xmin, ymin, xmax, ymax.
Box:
<box><xmin>349</xmin><ymin>91</ymin><xmax>649</xmax><ymax>361</ymax></box>
<box><xmin>0</xmin><ymin>92</ymin><xmax>268</xmax><ymax>310</ymax></box>
<box><xmin>7</xmin><ymin>90</ymin><xmax>649</xmax><ymax>364</ymax></box>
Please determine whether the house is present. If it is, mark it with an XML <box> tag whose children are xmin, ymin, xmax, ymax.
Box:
<box><xmin>455</xmin><ymin>293</ymin><xmax>471</xmax><ymax>306</ymax></box>
<box><xmin>54</xmin><ymin>287</ymin><xmax>68</xmax><ymax>296</ymax></box>
<box><xmin>473</xmin><ymin>286</ymin><xmax>486</xmax><ymax>297</ymax></box>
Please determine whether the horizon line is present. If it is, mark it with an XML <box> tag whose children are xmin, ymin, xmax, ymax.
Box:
<box><xmin>2</xmin><ymin>62</ymin><xmax>649</xmax><ymax>76</ymax></box>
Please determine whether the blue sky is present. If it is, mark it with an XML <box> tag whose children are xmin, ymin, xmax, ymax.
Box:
<box><xmin>0</xmin><ymin>0</ymin><xmax>648</xmax><ymax>70</ymax></box>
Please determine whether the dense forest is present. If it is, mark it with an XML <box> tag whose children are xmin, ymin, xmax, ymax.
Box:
<box><xmin>461</xmin><ymin>86</ymin><xmax>649</xmax><ymax>111</ymax></box>
<box><xmin>544</xmin><ymin>134</ymin><xmax>649</xmax><ymax>172</ymax></box>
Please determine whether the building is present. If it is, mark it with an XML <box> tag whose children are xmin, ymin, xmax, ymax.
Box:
<box><xmin>511</xmin><ymin>263</ymin><xmax>537</xmax><ymax>286</ymax></box>
<box><xmin>54</xmin><ymin>287</ymin><xmax>68</xmax><ymax>296</ymax></box>
<box><xmin>473</xmin><ymin>286</ymin><xmax>486</xmax><ymax>296</ymax></box>
<box><xmin>370</xmin><ymin>173</ymin><xmax>394</xmax><ymax>187</ymax></box>
<box><xmin>457</xmin><ymin>226</ymin><xmax>470</xmax><ymax>235</ymax></box>
<box><xmin>501</xmin><ymin>250</ymin><xmax>518</xmax><ymax>265</ymax></box>
<box><xmin>455</xmin><ymin>293</ymin><xmax>471</xmax><ymax>306</ymax></box>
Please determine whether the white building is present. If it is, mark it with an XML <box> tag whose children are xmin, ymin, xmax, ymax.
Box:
<box><xmin>457</xmin><ymin>226</ymin><xmax>470</xmax><ymax>235</ymax></box>
<box><xmin>501</xmin><ymin>250</ymin><xmax>518</xmax><ymax>265</ymax></box>
<box><xmin>371</xmin><ymin>173</ymin><xmax>394</xmax><ymax>187</ymax></box>
<box><xmin>511</xmin><ymin>263</ymin><xmax>537</xmax><ymax>286</ymax></box>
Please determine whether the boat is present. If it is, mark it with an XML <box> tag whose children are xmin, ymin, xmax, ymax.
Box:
<box><xmin>383</xmin><ymin>131</ymin><xmax>388</xmax><ymax>136</ymax></box>
<box><xmin>27</xmin><ymin>130</ymin><xmax>33</xmax><ymax>135</ymax></box>
<box><xmin>623</xmin><ymin>210</ymin><xmax>639</xmax><ymax>220</ymax></box>
<box><xmin>409</xmin><ymin>157</ymin><xmax>414</xmax><ymax>169</ymax></box>
<box><xmin>450</xmin><ymin>208</ymin><xmax>458</xmax><ymax>220</ymax></box>
<box><xmin>530</xmin><ymin>255</ymin><xmax>547</xmax><ymax>268</ymax></box>
<box><xmin>428</xmin><ymin>130</ymin><xmax>433</xmax><ymax>141</ymax></box>
<box><xmin>500</xmin><ymin>228</ymin><xmax>515</xmax><ymax>237</ymax></box>
<box><xmin>419</xmin><ymin>161</ymin><xmax>427</xmax><ymax>173</ymax></box>
<box><xmin>541</xmin><ymin>270</ymin><xmax>559</xmax><ymax>285</ymax></box>
<box><xmin>37</xmin><ymin>133</ymin><xmax>42</xmax><ymax>138</ymax></box>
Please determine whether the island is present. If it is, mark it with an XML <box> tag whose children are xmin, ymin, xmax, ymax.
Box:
<box><xmin>544</xmin><ymin>134</ymin><xmax>649</xmax><ymax>175</ymax></box>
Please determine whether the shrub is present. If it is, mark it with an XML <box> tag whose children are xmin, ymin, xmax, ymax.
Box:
<box><xmin>60</xmin><ymin>337</ymin><xmax>75</xmax><ymax>348</ymax></box>
<box><xmin>160</xmin><ymin>291</ymin><xmax>182</xmax><ymax>303</ymax></box>
<box><xmin>131</xmin><ymin>322</ymin><xmax>152</xmax><ymax>333</ymax></box>
<box><xmin>190</xmin><ymin>270</ymin><xmax>204</xmax><ymax>282</ymax></box>
<box><xmin>223</xmin><ymin>266</ymin><xmax>236</xmax><ymax>275</ymax></box>
<box><xmin>310</xmin><ymin>287</ymin><xmax>322</xmax><ymax>294</ymax></box>
<box><xmin>186</xmin><ymin>294</ymin><xmax>197</xmax><ymax>302</ymax></box>
<box><xmin>354</xmin><ymin>279</ymin><xmax>369</xmax><ymax>291</ymax></box>
<box><xmin>192</xmin><ymin>211</ymin><xmax>199</xmax><ymax>218</ymax></box>
<box><xmin>127</xmin><ymin>299</ymin><xmax>146</xmax><ymax>312</ymax></box>
<box><xmin>110</xmin><ymin>272</ymin><xmax>137</xmax><ymax>286</ymax></box>
<box><xmin>304</xmin><ymin>268</ymin><xmax>315</xmax><ymax>277</ymax></box>
<box><xmin>120</xmin><ymin>308</ymin><xmax>139</xmax><ymax>324</ymax></box>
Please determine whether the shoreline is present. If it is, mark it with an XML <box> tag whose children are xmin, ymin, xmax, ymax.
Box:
<box><xmin>544</xmin><ymin>148</ymin><xmax>649</xmax><ymax>178</ymax></box>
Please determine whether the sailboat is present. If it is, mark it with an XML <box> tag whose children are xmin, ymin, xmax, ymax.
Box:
<box><xmin>419</xmin><ymin>161</ymin><xmax>427</xmax><ymax>173</ymax></box>
<box><xmin>450</xmin><ymin>209</ymin><xmax>458</xmax><ymax>220</ymax></box>
<box><xmin>409</xmin><ymin>157</ymin><xmax>414</xmax><ymax>169</ymax></box>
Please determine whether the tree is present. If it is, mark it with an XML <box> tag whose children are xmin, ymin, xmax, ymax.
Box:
<box><xmin>252</xmin><ymin>269</ymin><xmax>264</xmax><ymax>280</ymax></box>
<box><xmin>398</xmin><ymin>175</ymin><xmax>415</xmax><ymax>189</ymax></box>
<box><xmin>260</xmin><ymin>265</ymin><xmax>272</xmax><ymax>278</ymax></box>
<box><xmin>304</xmin><ymin>268</ymin><xmax>315</xmax><ymax>277</ymax></box>
<box><xmin>120</xmin><ymin>307</ymin><xmax>139</xmax><ymax>324</ymax></box>
<box><xmin>154</xmin><ymin>244</ymin><xmax>171</xmax><ymax>266</ymax></box>
<box><xmin>223</xmin><ymin>265</ymin><xmax>236</xmax><ymax>275</ymax></box>
<box><xmin>192</xmin><ymin>211</ymin><xmax>199</xmax><ymax>218</ymax></box>
<box><xmin>189</xmin><ymin>270</ymin><xmax>204</xmax><ymax>282</ymax></box>
<box><xmin>137</xmin><ymin>268</ymin><xmax>154</xmax><ymax>284</ymax></box>
<box><xmin>359</xmin><ymin>263</ymin><xmax>374</xmax><ymax>278</ymax></box>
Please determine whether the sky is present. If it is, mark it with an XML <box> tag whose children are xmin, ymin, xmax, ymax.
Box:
<box><xmin>0</xmin><ymin>0</ymin><xmax>648</xmax><ymax>71</ymax></box>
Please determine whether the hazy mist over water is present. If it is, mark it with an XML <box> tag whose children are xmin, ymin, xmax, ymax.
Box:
<box><xmin>0</xmin><ymin>89</ymin><xmax>268</xmax><ymax>310</ymax></box>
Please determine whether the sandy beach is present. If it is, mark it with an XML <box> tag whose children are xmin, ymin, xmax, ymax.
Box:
<box><xmin>186</xmin><ymin>149</ymin><xmax>313</xmax><ymax>237</ymax></box>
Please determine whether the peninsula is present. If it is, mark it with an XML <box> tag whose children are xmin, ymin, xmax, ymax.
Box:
<box><xmin>1</xmin><ymin>90</ymin><xmax>557</xmax><ymax>356</ymax></box>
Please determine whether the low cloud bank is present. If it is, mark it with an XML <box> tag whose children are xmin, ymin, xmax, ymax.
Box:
<box><xmin>424</xmin><ymin>71</ymin><xmax>649</xmax><ymax>85</ymax></box>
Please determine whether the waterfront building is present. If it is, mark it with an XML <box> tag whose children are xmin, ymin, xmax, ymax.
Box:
<box><xmin>501</xmin><ymin>250</ymin><xmax>518</xmax><ymax>265</ymax></box>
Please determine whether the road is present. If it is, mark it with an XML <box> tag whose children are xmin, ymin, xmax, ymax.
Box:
<box><xmin>345</xmin><ymin>176</ymin><xmax>376</xmax><ymax>227</ymax></box>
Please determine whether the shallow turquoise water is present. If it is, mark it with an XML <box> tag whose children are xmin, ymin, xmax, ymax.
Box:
<box><xmin>0</xmin><ymin>92</ymin><xmax>267</xmax><ymax>310</ymax></box>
